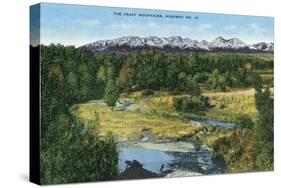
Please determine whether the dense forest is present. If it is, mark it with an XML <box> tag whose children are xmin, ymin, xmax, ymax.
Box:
<box><xmin>37</xmin><ymin>44</ymin><xmax>273</xmax><ymax>183</ymax></box>
<box><xmin>39</xmin><ymin>45</ymin><xmax>119</xmax><ymax>184</ymax></box>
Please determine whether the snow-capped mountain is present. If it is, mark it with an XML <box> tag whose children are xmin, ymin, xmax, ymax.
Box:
<box><xmin>82</xmin><ymin>36</ymin><xmax>273</xmax><ymax>53</ymax></box>
<box><xmin>144</xmin><ymin>36</ymin><xmax>166</xmax><ymax>47</ymax></box>
<box><xmin>249</xmin><ymin>42</ymin><xmax>274</xmax><ymax>52</ymax></box>
<box><xmin>209</xmin><ymin>36</ymin><xmax>248</xmax><ymax>49</ymax></box>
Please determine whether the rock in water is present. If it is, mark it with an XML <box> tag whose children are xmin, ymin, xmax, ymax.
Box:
<box><xmin>118</xmin><ymin>160</ymin><xmax>163</xmax><ymax>180</ymax></box>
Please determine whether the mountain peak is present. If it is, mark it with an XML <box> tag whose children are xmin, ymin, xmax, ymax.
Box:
<box><xmin>209</xmin><ymin>36</ymin><xmax>247</xmax><ymax>49</ymax></box>
<box><xmin>228</xmin><ymin>38</ymin><xmax>247</xmax><ymax>48</ymax></box>
<box><xmin>215</xmin><ymin>36</ymin><xmax>226</xmax><ymax>41</ymax></box>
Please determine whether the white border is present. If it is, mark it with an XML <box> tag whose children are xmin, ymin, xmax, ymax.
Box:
<box><xmin>0</xmin><ymin>0</ymin><xmax>280</xmax><ymax>188</ymax></box>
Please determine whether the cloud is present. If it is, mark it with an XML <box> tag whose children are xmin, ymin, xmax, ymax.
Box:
<box><xmin>223</xmin><ymin>24</ymin><xmax>237</xmax><ymax>31</ymax></box>
<box><xmin>249</xmin><ymin>23</ymin><xmax>266</xmax><ymax>34</ymax></box>
<box><xmin>109</xmin><ymin>21</ymin><xmax>212</xmax><ymax>39</ymax></box>
<box><xmin>41</xmin><ymin>16</ymin><xmax>273</xmax><ymax>46</ymax></box>
<box><xmin>198</xmin><ymin>23</ymin><xmax>212</xmax><ymax>30</ymax></box>
<box><xmin>77</xmin><ymin>19</ymin><xmax>101</xmax><ymax>27</ymax></box>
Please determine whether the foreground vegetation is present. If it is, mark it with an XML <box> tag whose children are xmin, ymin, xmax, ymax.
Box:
<box><xmin>38</xmin><ymin>45</ymin><xmax>119</xmax><ymax>184</ymax></box>
<box><xmin>210</xmin><ymin>87</ymin><xmax>273</xmax><ymax>172</ymax></box>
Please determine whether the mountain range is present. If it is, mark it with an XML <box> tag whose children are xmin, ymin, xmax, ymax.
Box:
<box><xmin>82</xmin><ymin>36</ymin><xmax>274</xmax><ymax>53</ymax></box>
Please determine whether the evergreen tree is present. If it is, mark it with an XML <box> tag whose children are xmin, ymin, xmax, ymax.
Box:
<box><xmin>254</xmin><ymin>87</ymin><xmax>273</xmax><ymax>170</ymax></box>
<box><xmin>103</xmin><ymin>79</ymin><xmax>120</xmax><ymax>110</ymax></box>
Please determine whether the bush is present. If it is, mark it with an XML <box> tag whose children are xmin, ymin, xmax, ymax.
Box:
<box><xmin>219</xmin><ymin>103</ymin><xmax>226</xmax><ymax>109</ymax></box>
<box><xmin>142</xmin><ymin>89</ymin><xmax>154</xmax><ymax>96</ymax></box>
<box><xmin>236</xmin><ymin>115</ymin><xmax>254</xmax><ymax>129</ymax></box>
<box><xmin>174</xmin><ymin>95</ymin><xmax>210</xmax><ymax>113</ymax></box>
<box><xmin>169</xmin><ymin>89</ymin><xmax>182</xmax><ymax>95</ymax></box>
<box><xmin>211</xmin><ymin>130</ymin><xmax>256</xmax><ymax>172</ymax></box>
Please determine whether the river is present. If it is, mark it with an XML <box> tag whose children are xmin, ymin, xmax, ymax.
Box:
<box><xmin>115</xmin><ymin>100</ymin><xmax>234</xmax><ymax>177</ymax></box>
<box><xmin>184</xmin><ymin>115</ymin><xmax>237</xmax><ymax>130</ymax></box>
<box><xmin>118</xmin><ymin>141</ymin><xmax>226</xmax><ymax>177</ymax></box>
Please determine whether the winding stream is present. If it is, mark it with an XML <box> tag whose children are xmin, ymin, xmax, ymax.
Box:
<box><xmin>185</xmin><ymin>115</ymin><xmax>237</xmax><ymax>130</ymax></box>
<box><xmin>115</xmin><ymin>101</ymin><xmax>234</xmax><ymax>177</ymax></box>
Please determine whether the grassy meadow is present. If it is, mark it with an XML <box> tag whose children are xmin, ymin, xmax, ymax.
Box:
<box><xmin>70</xmin><ymin>102</ymin><xmax>199</xmax><ymax>140</ymax></box>
<box><xmin>70</xmin><ymin>88</ymin><xmax>258</xmax><ymax>148</ymax></box>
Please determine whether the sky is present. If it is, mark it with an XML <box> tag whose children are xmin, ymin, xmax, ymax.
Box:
<box><xmin>31</xmin><ymin>3</ymin><xmax>274</xmax><ymax>47</ymax></box>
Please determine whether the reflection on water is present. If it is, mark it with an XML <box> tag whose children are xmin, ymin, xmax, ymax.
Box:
<box><xmin>119</xmin><ymin>148</ymin><xmax>173</xmax><ymax>173</ymax></box>
<box><xmin>118</xmin><ymin>145</ymin><xmax>225</xmax><ymax>175</ymax></box>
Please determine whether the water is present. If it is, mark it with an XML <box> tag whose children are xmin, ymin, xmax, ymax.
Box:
<box><xmin>118</xmin><ymin>144</ymin><xmax>225</xmax><ymax>175</ymax></box>
<box><xmin>186</xmin><ymin>116</ymin><xmax>237</xmax><ymax>130</ymax></box>
<box><xmin>119</xmin><ymin>148</ymin><xmax>174</xmax><ymax>173</ymax></box>
<box><xmin>199</xmin><ymin>119</ymin><xmax>236</xmax><ymax>129</ymax></box>
<box><xmin>118</xmin><ymin>115</ymin><xmax>232</xmax><ymax>176</ymax></box>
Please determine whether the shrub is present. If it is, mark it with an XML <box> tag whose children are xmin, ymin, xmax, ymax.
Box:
<box><xmin>142</xmin><ymin>89</ymin><xmax>154</xmax><ymax>96</ymax></box>
<box><xmin>174</xmin><ymin>95</ymin><xmax>210</xmax><ymax>113</ymax></box>
<box><xmin>219</xmin><ymin>103</ymin><xmax>226</xmax><ymax>109</ymax></box>
<box><xmin>236</xmin><ymin>115</ymin><xmax>254</xmax><ymax>129</ymax></box>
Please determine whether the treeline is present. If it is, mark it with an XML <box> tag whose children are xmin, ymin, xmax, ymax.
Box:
<box><xmin>117</xmin><ymin>51</ymin><xmax>272</xmax><ymax>93</ymax></box>
<box><xmin>40</xmin><ymin>45</ymin><xmax>272</xmax><ymax>100</ymax></box>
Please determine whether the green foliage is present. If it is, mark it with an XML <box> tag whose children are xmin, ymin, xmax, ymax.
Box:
<box><xmin>236</xmin><ymin>115</ymin><xmax>254</xmax><ymax>129</ymax></box>
<box><xmin>174</xmin><ymin>95</ymin><xmax>210</xmax><ymax>113</ymax></box>
<box><xmin>128</xmin><ymin>51</ymin><xmax>270</xmax><ymax>93</ymax></box>
<box><xmin>40</xmin><ymin>114</ymin><xmax>119</xmax><ymax>184</ymax></box>
<box><xmin>211</xmin><ymin>131</ymin><xmax>254</xmax><ymax>172</ymax></box>
<box><xmin>207</xmin><ymin>68</ymin><xmax>262</xmax><ymax>91</ymax></box>
<box><xmin>142</xmin><ymin>89</ymin><xmax>154</xmax><ymax>96</ymax></box>
<box><xmin>103</xmin><ymin>79</ymin><xmax>120</xmax><ymax>109</ymax></box>
<box><xmin>212</xmin><ymin>135</ymin><xmax>241</xmax><ymax>161</ymax></box>
<box><xmin>118</xmin><ymin>54</ymin><xmax>134</xmax><ymax>88</ymax></box>
<box><xmin>41</xmin><ymin>46</ymin><xmax>273</xmax><ymax>98</ymax></box>
<box><xmin>40</xmin><ymin>45</ymin><xmax>119</xmax><ymax>184</ymax></box>
<box><xmin>253</xmin><ymin>87</ymin><xmax>273</xmax><ymax>170</ymax></box>
<box><xmin>210</xmin><ymin>87</ymin><xmax>273</xmax><ymax>173</ymax></box>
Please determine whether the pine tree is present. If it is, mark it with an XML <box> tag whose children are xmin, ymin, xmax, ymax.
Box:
<box><xmin>103</xmin><ymin>79</ymin><xmax>120</xmax><ymax>110</ymax></box>
<box><xmin>254</xmin><ymin>87</ymin><xmax>273</xmax><ymax>170</ymax></box>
